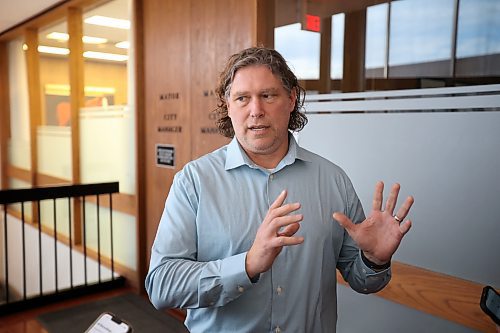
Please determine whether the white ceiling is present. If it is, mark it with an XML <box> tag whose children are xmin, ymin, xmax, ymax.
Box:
<box><xmin>0</xmin><ymin>0</ymin><xmax>64</xmax><ymax>35</ymax></box>
<box><xmin>0</xmin><ymin>0</ymin><xmax>130</xmax><ymax>56</ymax></box>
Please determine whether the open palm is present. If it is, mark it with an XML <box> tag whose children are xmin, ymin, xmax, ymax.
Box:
<box><xmin>333</xmin><ymin>181</ymin><xmax>414</xmax><ymax>265</ymax></box>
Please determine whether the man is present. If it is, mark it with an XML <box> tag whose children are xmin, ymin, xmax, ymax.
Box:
<box><xmin>146</xmin><ymin>47</ymin><xmax>414</xmax><ymax>332</ymax></box>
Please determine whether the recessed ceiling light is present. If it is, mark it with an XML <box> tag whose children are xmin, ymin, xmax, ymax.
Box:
<box><xmin>84</xmin><ymin>15</ymin><xmax>130</xmax><ymax>29</ymax></box>
<box><xmin>115</xmin><ymin>41</ymin><xmax>129</xmax><ymax>49</ymax></box>
<box><xmin>46</xmin><ymin>32</ymin><xmax>108</xmax><ymax>44</ymax></box>
<box><xmin>37</xmin><ymin>45</ymin><xmax>70</xmax><ymax>55</ymax></box>
<box><xmin>83</xmin><ymin>51</ymin><xmax>128</xmax><ymax>62</ymax></box>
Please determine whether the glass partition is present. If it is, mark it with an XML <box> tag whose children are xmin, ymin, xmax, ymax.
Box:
<box><xmin>7</xmin><ymin>37</ymin><xmax>31</xmax><ymax>177</ymax></box>
<box><xmin>456</xmin><ymin>0</ymin><xmax>500</xmax><ymax>76</ymax></box>
<box><xmin>330</xmin><ymin>13</ymin><xmax>345</xmax><ymax>80</ymax></box>
<box><xmin>275</xmin><ymin>23</ymin><xmax>320</xmax><ymax>80</ymax></box>
<box><xmin>389</xmin><ymin>0</ymin><xmax>454</xmax><ymax>77</ymax></box>
<box><xmin>37</xmin><ymin>19</ymin><xmax>72</xmax><ymax>182</ymax></box>
<box><xmin>365</xmin><ymin>4</ymin><xmax>388</xmax><ymax>78</ymax></box>
<box><xmin>81</xmin><ymin>0</ymin><xmax>133</xmax><ymax>195</ymax></box>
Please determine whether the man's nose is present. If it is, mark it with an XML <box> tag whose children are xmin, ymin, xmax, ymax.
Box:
<box><xmin>249</xmin><ymin>98</ymin><xmax>264</xmax><ymax>118</ymax></box>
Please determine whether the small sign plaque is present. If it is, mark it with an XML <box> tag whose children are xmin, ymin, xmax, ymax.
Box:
<box><xmin>156</xmin><ymin>144</ymin><xmax>175</xmax><ymax>168</ymax></box>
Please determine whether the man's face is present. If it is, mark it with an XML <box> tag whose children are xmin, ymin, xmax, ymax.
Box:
<box><xmin>227</xmin><ymin>65</ymin><xmax>296</xmax><ymax>168</ymax></box>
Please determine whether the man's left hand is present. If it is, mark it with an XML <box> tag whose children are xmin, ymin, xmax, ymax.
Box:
<box><xmin>333</xmin><ymin>181</ymin><xmax>414</xmax><ymax>265</ymax></box>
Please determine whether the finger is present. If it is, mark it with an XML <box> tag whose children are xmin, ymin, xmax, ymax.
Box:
<box><xmin>272</xmin><ymin>235</ymin><xmax>304</xmax><ymax>247</ymax></box>
<box><xmin>277</xmin><ymin>223</ymin><xmax>300</xmax><ymax>237</ymax></box>
<box><xmin>272</xmin><ymin>214</ymin><xmax>303</xmax><ymax>229</ymax></box>
<box><xmin>399</xmin><ymin>219</ymin><xmax>412</xmax><ymax>235</ymax></box>
<box><xmin>385</xmin><ymin>183</ymin><xmax>400</xmax><ymax>214</ymax></box>
<box><xmin>270</xmin><ymin>190</ymin><xmax>287</xmax><ymax>210</ymax></box>
<box><xmin>332</xmin><ymin>212</ymin><xmax>355</xmax><ymax>232</ymax></box>
<box><xmin>372</xmin><ymin>181</ymin><xmax>384</xmax><ymax>211</ymax></box>
<box><xmin>272</xmin><ymin>202</ymin><xmax>301</xmax><ymax>219</ymax></box>
<box><xmin>394</xmin><ymin>195</ymin><xmax>415</xmax><ymax>221</ymax></box>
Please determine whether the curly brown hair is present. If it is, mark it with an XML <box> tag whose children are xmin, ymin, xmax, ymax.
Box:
<box><xmin>214</xmin><ymin>47</ymin><xmax>307</xmax><ymax>138</ymax></box>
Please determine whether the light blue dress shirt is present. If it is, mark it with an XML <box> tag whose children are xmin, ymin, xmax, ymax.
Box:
<box><xmin>146</xmin><ymin>134</ymin><xmax>391</xmax><ymax>333</ymax></box>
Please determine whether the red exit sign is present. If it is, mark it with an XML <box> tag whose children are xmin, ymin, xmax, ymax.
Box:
<box><xmin>304</xmin><ymin>14</ymin><xmax>321</xmax><ymax>32</ymax></box>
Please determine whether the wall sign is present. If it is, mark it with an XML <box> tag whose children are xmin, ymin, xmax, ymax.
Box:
<box><xmin>156</xmin><ymin>144</ymin><xmax>175</xmax><ymax>168</ymax></box>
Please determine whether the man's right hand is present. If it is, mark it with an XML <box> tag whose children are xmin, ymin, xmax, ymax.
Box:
<box><xmin>245</xmin><ymin>190</ymin><xmax>304</xmax><ymax>280</ymax></box>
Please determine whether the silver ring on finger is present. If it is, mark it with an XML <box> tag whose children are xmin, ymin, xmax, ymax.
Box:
<box><xmin>393</xmin><ymin>215</ymin><xmax>402</xmax><ymax>223</ymax></box>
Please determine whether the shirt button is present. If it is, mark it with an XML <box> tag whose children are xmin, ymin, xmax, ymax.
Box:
<box><xmin>276</xmin><ymin>286</ymin><xmax>283</xmax><ymax>295</ymax></box>
<box><xmin>270</xmin><ymin>174</ymin><xmax>274</xmax><ymax>181</ymax></box>
<box><xmin>237</xmin><ymin>286</ymin><xmax>244</xmax><ymax>293</ymax></box>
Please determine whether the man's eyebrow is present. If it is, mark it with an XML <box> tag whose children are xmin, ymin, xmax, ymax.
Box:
<box><xmin>232</xmin><ymin>90</ymin><xmax>249</xmax><ymax>97</ymax></box>
<box><xmin>261</xmin><ymin>88</ymin><xmax>279</xmax><ymax>93</ymax></box>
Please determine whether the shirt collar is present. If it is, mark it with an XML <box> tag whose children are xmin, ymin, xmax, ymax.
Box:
<box><xmin>225</xmin><ymin>132</ymin><xmax>311</xmax><ymax>171</ymax></box>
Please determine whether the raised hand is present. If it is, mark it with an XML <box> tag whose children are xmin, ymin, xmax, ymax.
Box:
<box><xmin>245</xmin><ymin>190</ymin><xmax>304</xmax><ymax>279</ymax></box>
<box><xmin>333</xmin><ymin>181</ymin><xmax>414</xmax><ymax>265</ymax></box>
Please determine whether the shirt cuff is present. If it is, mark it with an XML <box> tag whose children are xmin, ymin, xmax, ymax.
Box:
<box><xmin>220</xmin><ymin>252</ymin><xmax>255</xmax><ymax>298</ymax></box>
<box><xmin>360</xmin><ymin>250</ymin><xmax>391</xmax><ymax>272</ymax></box>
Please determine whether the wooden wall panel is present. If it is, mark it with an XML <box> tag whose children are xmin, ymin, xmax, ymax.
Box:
<box><xmin>190</xmin><ymin>0</ymin><xmax>244</xmax><ymax>160</ymax></box>
<box><xmin>143</xmin><ymin>0</ymin><xmax>192</xmax><ymax>263</ymax></box>
<box><xmin>141</xmin><ymin>0</ymin><xmax>261</xmax><ymax>268</ymax></box>
<box><xmin>189</xmin><ymin>0</ymin><xmax>273</xmax><ymax>160</ymax></box>
<box><xmin>342</xmin><ymin>9</ymin><xmax>366</xmax><ymax>92</ymax></box>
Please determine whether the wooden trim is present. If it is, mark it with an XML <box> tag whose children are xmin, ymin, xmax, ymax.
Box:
<box><xmin>255</xmin><ymin>0</ymin><xmax>275</xmax><ymax>48</ymax></box>
<box><xmin>68</xmin><ymin>7</ymin><xmax>84</xmax><ymax>245</ymax></box>
<box><xmin>318</xmin><ymin>16</ymin><xmax>332</xmax><ymax>94</ymax></box>
<box><xmin>132</xmin><ymin>0</ymin><xmax>147</xmax><ymax>294</ymax></box>
<box><xmin>341</xmin><ymin>9</ymin><xmax>366</xmax><ymax>92</ymax></box>
<box><xmin>25</xmin><ymin>28</ymin><xmax>41</xmax><ymax>187</ymax></box>
<box><xmin>68</xmin><ymin>7</ymin><xmax>83</xmax><ymax>185</ymax></box>
<box><xmin>25</xmin><ymin>28</ymin><xmax>42</xmax><ymax>224</ymax></box>
<box><xmin>0</xmin><ymin>42</ymin><xmax>10</xmax><ymax>190</ymax></box>
<box><xmin>337</xmin><ymin>261</ymin><xmax>496</xmax><ymax>332</ymax></box>
<box><xmin>6</xmin><ymin>165</ymin><xmax>31</xmax><ymax>182</ymax></box>
<box><xmin>37</xmin><ymin>172</ymin><xmax>72</xmax><ymax>186</ymax></box>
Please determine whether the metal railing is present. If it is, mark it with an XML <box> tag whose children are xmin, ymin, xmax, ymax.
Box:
<box><xmin>0</xmin><ymin>182</ymin><xmax>125</xmax><ymax>315</ymax></box>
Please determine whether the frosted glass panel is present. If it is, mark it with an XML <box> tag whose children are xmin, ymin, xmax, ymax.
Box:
<box><xmin>80</xmin><ymin>105</ymin><xmax>135</xmax><ymax>194</ymax></box>
<box><xmin>8</xmin><ymin>38</ymin><xmax>31</xmax><ymax>170</ymax></box>
<box><xmin>37</xmin><ymin>126</ymin><xmax>72</xmax><ymax>180</ymax></box>
<box><xmin>83</xmin><ymin>201</ymin><xmax>136</xmax><ymax>270</ymax></box>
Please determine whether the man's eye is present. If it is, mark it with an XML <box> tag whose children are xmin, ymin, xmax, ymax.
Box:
<box><xmin>236</xmin><ymin>96</ymin><xmax>247</xmax><ymax>102</ymax></box>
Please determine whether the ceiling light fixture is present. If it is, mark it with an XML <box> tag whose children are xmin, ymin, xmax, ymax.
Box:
<box><xmin>115</xmin><ymin>41</ymin><xmax>129</xmax><ymax>49</ymax></box>
<box><xmin>84</xmin><ymin>15</ymin><xmax>130</xmax><ymax>29</ymax></box>
<box><xmin>36</xmin><ymin>45</ymin><xmax>127</xmax><ymax>62</ymax></box>
<box><xmin>46</xmin><ymin>32</ymin><xmax>108</xmax><ymax>44</ymax></box>
<box><xmin>83</xmin><ymin>51</ymin><xmax>128</xmax><ymax>62</ymax></box>
<box><xmin>37</xmin><ymin>45</ymin><xmax>70</xmax><ymax>55</ymax></box>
